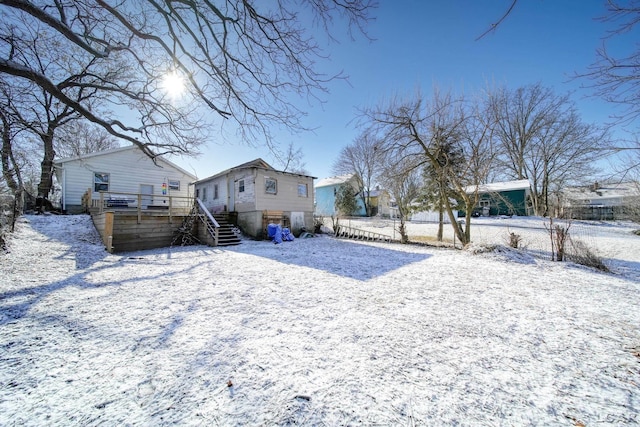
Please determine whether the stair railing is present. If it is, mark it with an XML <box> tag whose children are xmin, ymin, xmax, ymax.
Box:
<box><xmin>196</xmin><ymin>198</ymin><xmax>219</xmax><ymax>245</ymax></box>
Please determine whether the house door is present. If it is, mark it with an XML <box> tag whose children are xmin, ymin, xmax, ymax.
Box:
<box><xmin>228</xmin><ymin>180</ymin><xmax>235</xmax><ymax>212</ymax></box>
<box><xmin>140</xmin><ymin>184</ymin><xmax>153</xmax><ymax>209</ymax></box>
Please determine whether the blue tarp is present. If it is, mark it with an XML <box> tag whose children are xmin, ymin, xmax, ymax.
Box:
<box><xmin>267</xmin><ymin>224</ymin><xmax>295</xmax><ymax>244</ymax></box>
<box><xmin>267</xmin><ymin>223</ymin><xmax>283</xmax><ymax>244</ymax></box>
<box><xmin>282</xmin><ymin>227</ymin><xmax>295</xmax><ymax>242</ymax></box>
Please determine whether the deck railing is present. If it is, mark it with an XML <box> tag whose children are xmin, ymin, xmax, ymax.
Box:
<box><xmin>83</xmin><ymin>189</ymin><xmax>194</xmax><ymax>224</ymax></box>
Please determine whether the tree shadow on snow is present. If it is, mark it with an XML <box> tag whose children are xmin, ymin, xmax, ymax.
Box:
<box><xmin>23</xmin><ymin>214</ymin><xmax>110</xmax><ymax>270</ymax></box>
<box><xmin>0</xmin><ymin>251</ymin><xmax>217</xmax><ymax>326</ymax></box>
<box><xmin>226</xmin><ymin>237</ymin><xmax>431</xmax><ymax>281</ymax></box>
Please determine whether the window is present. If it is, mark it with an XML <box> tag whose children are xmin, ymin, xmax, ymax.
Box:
<box><xmin>239</xmin><ymin>179</ymin><xmax>245</xmax><ymax>193</ymax></box>
<box><xmin>195</xmin><ymin>188</ymin><xmax>200</xmax><ymax>198</ymax></box>
<box><xmin>298</xmin><ymin>183</ymin><xmax>308</xmax><ymax>197</ymax></box>
<box><xmin>94</xmin><ymin>172</ymin><xmax>109</xmax><ymax>192</ymax></box>
<box><xmin>479</xmin><ymin>200</ymin><xmax>490</xmax><ymax>207</ymax></box>
<box><xmin>214</xmin><ymin>184</ymin><xmax>219</xmax><ymax>199</ymax></box>
<box><xmin>202</xmin><ymin>187</ymin><xmax>207</xmax><ymax>201</ymax></box>
<box><xmin>265</xmin><ymin>178</ymin><xmax>277</xmax><ymax>194</ymax></box>
<box><xmin>168</xmin><ymin>180</ymin><xmax>180</xmax><ymax>191</ymax></box>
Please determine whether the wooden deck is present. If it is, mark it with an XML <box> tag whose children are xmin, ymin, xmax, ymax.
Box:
<box><xmin>85</xmin><ymin>191</ymin><xmax>222</xmax><ymax>253</ymax></box>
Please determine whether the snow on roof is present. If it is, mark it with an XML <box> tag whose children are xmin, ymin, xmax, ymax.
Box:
<box><xmin>466</xmin><ymin>179</ymin><xmax>531</xmax><ymax>194</ymax></box>
<box><xmin>563</xmin><ymin>181</ymin><xmax>640</xmax><ymax>202</ymax></box>
<box><xmin>315</xmin><ymin>174</ymin><xmax>356</xmax><ymax>188</ymax></box>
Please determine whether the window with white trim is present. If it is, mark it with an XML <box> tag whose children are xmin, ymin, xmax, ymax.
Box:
<box><xmin>265</xmin><ymin>178</ymin><xmax>277</xmax><ymax>194</ymax></box>
<box><xmin>298</xmin><ymin>183</ymin><xmax>308</xmax><ymax>197</ymax></box>
<box><xmin>214</xmin><ymin>184</ymin><xmax>219</xmax><ymax>199</ymax></box>
<box><xmin>239</xmin><ymin>179</ymin><xmax>245</xmax><ymax>193</ymax></box>
<box><xmin>168</xmin><ymin>179</ymin><xmax>180</xmax><ymax>191</ymax></box>
<box><xmin>94</xmin><ymin>172</ymin><xmax>110</xmax><ymax>192</ymax></box>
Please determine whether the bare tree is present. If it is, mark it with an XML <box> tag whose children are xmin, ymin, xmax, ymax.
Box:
<box><xmin>332</xmin><ymin>130</ymin><xmax>383</xmax><ymax>216</ymax></box>
<box><xmin>364</xmin><ymin>88</ymin><xmax>496</xmax><ymax>246</ymax></box>
<box><xmin>489</xmin><ymin>83</ymin><xmax>609</xmax><ymax>216</ymax></box>
<box><xmin>54</xmin><ymin>121</ymin><xmax>120</xmax><ymax>159</ymax></box>
<box><xmin>0</xmin><ymin>1</ymin><xmax>374</xmax><ymax>162</ymax></box>
<box><xmin>580</xmin><ymin>1</ymin><xmax>640</xmax><ymax>125</ymax></box>
<box><xmin>378</xmin><ymin>150</ymin><xmax>421</xmax><ymax>243</ymax></box>
<box><xmin>272</xmin><ymin>142</ymin><xmax>308</xmax><ymax>176</ymax></box>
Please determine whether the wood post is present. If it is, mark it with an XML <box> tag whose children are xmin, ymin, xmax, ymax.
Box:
<box><xmin>104</xmin><ymin>211</ymin><xmax>114</xmax><ymax>253</ymax></box>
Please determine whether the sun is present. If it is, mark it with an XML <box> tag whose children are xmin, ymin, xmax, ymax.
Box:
<box><xmin>161</xmin><ymin>71</ymin><xmax>185</xmax><ymax>99</ymax></box>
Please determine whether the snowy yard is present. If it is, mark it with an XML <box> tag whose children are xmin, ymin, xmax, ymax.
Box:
<box><xmin>1</xmin><ymin>214</ymin><xmax>639</xmax><ymax>425</ymax></box>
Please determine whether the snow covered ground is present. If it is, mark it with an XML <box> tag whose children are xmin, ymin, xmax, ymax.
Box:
<box><xmin>1</xmin><ymin>214</ymin><xmax>639</xmax><ymax>426</ymax></box>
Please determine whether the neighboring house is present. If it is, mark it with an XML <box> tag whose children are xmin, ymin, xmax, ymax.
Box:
<box><xmin>54</xmin><ymin>145</ymin><xmax>196</xmax><ymax>214</ymax></box>
<box><xmin>193</xmin><ymin>158</ymin><xmax>316</xmax><ymax>238</ymax></box>
<box><xmin>357</xmin><ymin>187</ymin><xmax>392</xmax><ymax>217</ymax></box>
<box><xmin>560</xmin><ymin>181</ymin><xmax>640</xmax><ymax>220</ymax></box>
<box><xmin>463</xmin><ymin>179</ymin><xmax>532</xmax><ymax>217</ymax></box>
<box><xmin>315</xmin><ymin>174</ymin><xmax>361</xmax><ymax>216</ymax></box>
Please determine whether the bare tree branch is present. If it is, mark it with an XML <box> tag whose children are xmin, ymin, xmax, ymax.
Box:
<box><xmin>475</xmin><ymin>0</ymin><xmax>518</xmax><ymax>41</ymax></box>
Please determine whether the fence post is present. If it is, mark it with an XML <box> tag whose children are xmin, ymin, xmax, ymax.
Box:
<box><xmin>104</xmin><ymin>211</ymin><xmax>114</xmax><ymax>253</ymax></box>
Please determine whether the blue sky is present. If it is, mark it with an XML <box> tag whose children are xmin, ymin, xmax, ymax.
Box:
<box><xmin>169</xmin><ymin>1</ymin><xmax>628</xmax><ymax>182</ymax></box>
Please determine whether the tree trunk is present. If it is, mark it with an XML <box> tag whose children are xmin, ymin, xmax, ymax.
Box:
<box><xmin>444</xmin><ymin>198</ymin><xmax>467</xmax><ymax>245</ymax></box>
<box><xmin>437</xmin><ymin>203</ymin><xmax>444</xmax><ymax>241</ymax></box>
<box><xmin>1</xmin><ymin>113</ymin><xmax>19</xmax><ymax>193</ymax></box>
<box><xmin>37</xmin><ymin>131</ymin><xmax>56</xmax><ymax>200</ymax></box>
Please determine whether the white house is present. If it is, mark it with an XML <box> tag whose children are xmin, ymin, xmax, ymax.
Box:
<box><xmin>194</xmin><ymin>158</ymin><xmax>316</xmax><ymax>238</ymax></box>
<box><xmin>54</xmin><ymin>145</ymin><xmax>196</xmax><ymax>214</ymax></box>
<box><xmin>561</xmin><ymin>181</ymin><xmax>640</xmax><ymax>220</ymax></box>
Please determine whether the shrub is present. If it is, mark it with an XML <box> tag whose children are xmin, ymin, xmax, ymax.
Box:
<box><xmin>507</xmin><ymin>231</ymin><xmax>522</xmax><ymax>249</ymax></box>
<box><xmin>567</xmin><ymin>238</ymin><xmax>609</xmax><ymax>272</ymax></box>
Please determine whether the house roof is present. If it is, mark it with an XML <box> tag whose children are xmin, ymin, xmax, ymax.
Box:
<box><xmin>53</xmin><ymin>144</ymin><xmax>197</xmax><ymax>180</ymax></box>
<box><xmin>194</xmin><ymin>158</ymin><xmax>316</xmax><ymax>184</ymax></box>
<box><xmin>465</xmin><ymin>179</ymin><xmax>531</xmax><ymax>194</ymax></box>
<box><xmin>563</xmin><ymin>182</ymin><xmax>640</xmax><ymax>204</ymax></box>
<box><xmin>315</xmin><ymin>174</ymin><xmax>357</xmax><ymax>188</ymax></box>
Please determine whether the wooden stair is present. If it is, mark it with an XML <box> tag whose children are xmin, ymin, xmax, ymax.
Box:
<box><xmin>212</xmin><ymin>213</ymin><xmax>242</xmax><ymax>246</ymax></box>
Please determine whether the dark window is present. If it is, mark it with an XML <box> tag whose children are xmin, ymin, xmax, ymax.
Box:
<box><xmin>239</xmin><ymin>179</ymin><xmax>245</xmax><ymax>193</ymax></box>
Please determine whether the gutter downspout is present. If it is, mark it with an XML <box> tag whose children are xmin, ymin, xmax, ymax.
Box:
<box><xmin>61</xmin><ymin>166</ymin><xmax>66</xmax><ymax>212</ymax></box>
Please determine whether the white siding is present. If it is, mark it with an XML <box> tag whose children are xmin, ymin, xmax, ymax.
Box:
<box><xmin>196</xmin><ymin>175</ymin><xmax>228</xmax><ymax>213</ymax></box>
<box><xmin>233</xmin><ymin>170</ymin><xmax>256</xmax><ymax>212</ymax></box>
<box><xmin>56</xmin><ymin>147</ymin><xmax>195</xmax><ymax>209</ymax></box>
